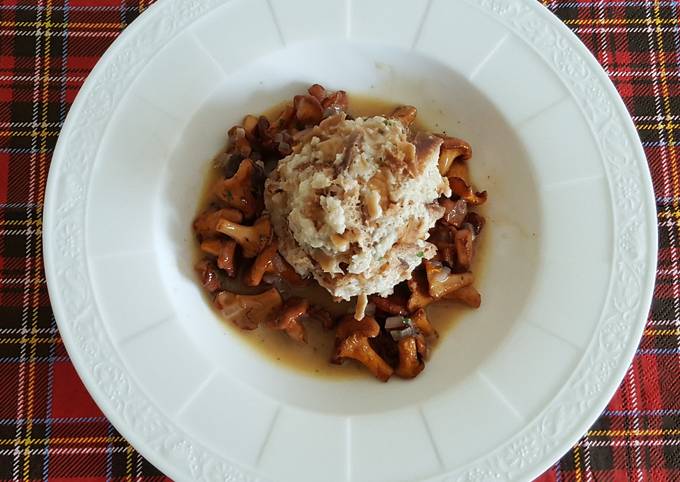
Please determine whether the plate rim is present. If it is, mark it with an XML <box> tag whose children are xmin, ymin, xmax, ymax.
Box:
<box><xmin>461</xmin><ymin>1</ymin><xmax>657</xmax><ymax>481</ymax></box>
<box><xmin>42</xmin><ymin>0</ymin><xmax>658</xmax><ymax>481</ymax></box>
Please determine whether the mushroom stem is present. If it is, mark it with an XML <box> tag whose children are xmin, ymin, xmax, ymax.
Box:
<box><xmin>438</xmin><ymin>136</ymin><xmax>472</xmax><ymax>176</ymax></box>
<box><xmin>194</xmin><ymin>208</ymin><xmax>244</xmax><ymax>237</ymax></box>
<box><xmin>216</xmin><ymin>216</ymin><xmax>272</xmax><ymax>258</ymax></box>
<box><xmin>424</xmin><ymin>260</ymin><xmax>474</xmax><ymax>299</ymax></box>
<box><xmin>395</xmin><ymin>336</ymin><xmax>424</xmax><ymax>379</ymax></box>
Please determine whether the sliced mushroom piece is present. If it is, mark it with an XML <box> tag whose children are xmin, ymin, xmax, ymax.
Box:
<box><xmin>199</xmin><ymin>238</ymin><xmax>222</xmax><ymax>256</ymax></box>
<box><xmin>227</xmin><ymin>126</ymin><xmax>252</xmax><ymax>158</ymax></box>
<box><xmin>200</xmin><ymin>239</ymin><xmax>238</xmax><ymax>277</ymax></box>
<box><xmin>427</xmin><ymin>220</ymin><xmax>459</xmax><ymax>267</ymax></box>
<box><xmin>216</xmin><ymin>216</ymin><xmax>272</xmax><ymax>258</ymax></box>
<box><xmin>214</xmin><ymin>158</ymin><xmax>260</xmax><ymax>219</ymax></box>
<box><xmin>336</xmin><ymin>333</ymin><xmax>394</xmax><ymax>382</ymax></box>
<box><xmin>273</xmin><ymin>104</ymin><xmax>295</xmax><ymax>130</ymax></box>
<box><xmin>256</xmin><ymin>115</ymin><xmax>274</xmax><ymax>147</ymax></box>
<box><xmin>244</xmin><ymin>239</ymin><xmax>305</xmax><ymax>286</ymax></box>
<box><xmin>440</xmin><ymin>198</ymin><xmax>468</xmax><ymax>228</ymax></box>
<box><xmin>443</xmin><ymin>285</ymin><xmax>482</xmax><ymax>308</ymax></box>
<box><xmin>267</xmin><ymin>297</ymin><xmax>309</xmax><ymax>343</ymax></box>
<box><xmin>448</xmin><ymin>176</ymin><xmax>488</xmax><ymax>206</ymax></box>
<box><xmin>455</xmin><ymin>226</ymin><xmax>475</xmax><ymax>270</ymax></box>
<box><xmin>216</xmin><ymin>240</ymin><xmax>238</xmax><ymax>277</ymax></box>
<box><xmin>242</xmin><ymin>115</ymin><xmax>258</xmax><ymax>140</ymax></box>
<box><xmin>308</xmin><ymin>83</ymin><xmax>327</xmax><ymax>101</ymax></box>
<box><xmin>193</xmin><ymin>208</ymin><xmax>244</xmax><ymax>238</ymax></box>
<box><xmin>438</xmin><ymin>136</ymin><xmax>472</xmax><ymax>176</ymax></box>
<box><xmin>195</xmin><ymin>258</ymin><xmax>222</xmax><ymax>293</ymax></box>
<box><xmin>424</xmin><ymin>260</ymin><xmax>474</xmax><ymax>299</ymax></box>
<box><xmin>407</xmin><ymin>268</ymin><xmax>435</xmax><ymax>312</ymax></box>
<box><xmin>294</xmin><ymin>95</ymin><xmax>324</xmax><ymax>125</ymax></box>
<box><xmin>409</xmin><ymin>268</ymin><xmax>481</xmax><ymax>309</ymax></box>
<box><xmin>428</xmin><ymin>220</ymin><xmax>454</xmax><ymax>245</ymax></box>
<box><xmin>395</xmin><ymin>336</ymin><xmax>424</xmax><ymax>379</ymax></box>
<box><xmin>389</xmin><ymin>105</ymin><xmax>417</xmax><ymax>126</ymax></box>
<box><xmin>244</xmin><ymin>241</ymin><xmax>279</xmax><ymax>286</ymax></box>
<box><xmin>464</xmin><ymin>211</ymin><xmax>486</xmax><ymax>235</ymax></box>
<box><xmin>318</xmin><ymin>112</ymin><xmax>346</xmax><ymax>130</ymax></box>
<box><xmin>411</xmin><ymin>308</ymin><xmax>437</xmax><ymax>338</ymax></box>
<box><xmin>429</xmin><ymin>220</ymin><xmax>456</xmax><ymax>253</ymax></box>
<box><xmin>414</xmin><ymin>333</ymin><xmax>429</xmax><ymax>359</ymax></box>
<box><xmin>213</xmin><ymin>288</ymin><xmax>282</xmax><ymax>330</ymax></box>
<box><xmin>322</xmin><ymin>90</ymin><xmax>349</xmax><ymax>111</ymax></box>
<box><xmin>368</xmin><ymin>294</ymin><xmax>409</xmax><ymax>316</ymax></box>
<box><xmin>436</xmin><ymin>242</ymin><xmax>458</xmax><ymax>268</ymax></box>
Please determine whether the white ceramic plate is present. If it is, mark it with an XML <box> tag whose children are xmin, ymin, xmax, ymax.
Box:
<box><xmin>43</xmin><ymin>0</ymin><xmax>657</xmax><ymax>481</ymax></box>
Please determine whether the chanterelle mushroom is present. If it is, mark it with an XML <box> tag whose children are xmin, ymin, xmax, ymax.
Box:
<box><xmin>437</xmin><ymin>136</ymin><xmax>472</xmax><ymax>175</ymax></box>
<box><xmin>411</xmin><ymin>308</ymin><xmax>437</xmax><ymax>338</ymax></box>
<box><xmin>195</xmin><ymin>259</ymin><xmax>221</xmax><ymax>293</ymax></box>
<box><xmin>424</xmin><ymin>260</ymin><xmax>474</xmax><ymax>299</ymax></box>
<box><xmin>445</xmin><ymin>285</ymin><xmax>482</xmax><ymax>308</ymax></box>
<box><xmin>454</xmin><ymin>225</ymin><xmax>475</xmax><ymax>270</ymax></box>
<box><xmin>389</xmin><ymin>105</ymin><xmax>417</xmax><ymax>126</ymax></box>
<box><xmin>244</xmin><ymin>241</ymin><xmax>279</xmax><ymax>286</ymax></box>
<box><xmin>308</xmin><ymin>84</ymin><xmax>326</xmax><ymax>102</ymax></box>
<box><xmin>408</xmin><ymin>268</ymin><xmax>481</xmax><ymax>310</ymax></box>
<box><xmin>440</xmin><ymin>199</ymin><xmax>468</xmax><ymax>228</ymax></box>
<box><xmin>322</xmin><ymin>90</ymin><xmax>349</xmax><ymax>112</ymax></box>
<box><xmin>395</xmin><ymin>336</ymin><xmax>424</xmax><ymax>379</ymax></box>
<box><xmin>335</xmin><ymin>315</ymin><xmax>381</xmax><ymax>340</ymax></box>
<box><xmin>266</xmin><ymin>297</ymin><xmax>309</xmax><ymax>343</ymax></box>
<box><xmin>213</xmin><ymin>288</ymin><xmax>282</xmax><ymax>330</ymax></box>
<box><xmin>407</xmin><ymin>268</ymin><xmax>434</xmax><ymax>311</ymax></box>
<box><xmin>294</xmin><ymin>95</ymin><xmax>323</xmax><ymax>125</ymax></box>
<box><xmin>368</xmin><ymin>294</ymin><xmax>409</xmax><ymax>316</ymax></box>
<box><xmin>333</xmin><ymin>315</ymin><xmax>393</xmax><ymax>382</ymax></box>
<box><xmin>448</xmin><ymin>176</ymin><xmax>487</xmax><ymax>206</ymax></box>
<box><xmin>244</xmin><ymin>239</ymin><xmax>306</xmax><ymax>287</ymax></box>
<box><xmin>200</xmin><ymin>238</ymin><xmax>222</xmax><ymax>256</ymax></box>
<box><xmin>193</xmin><ymin>208</ymin><xmax>243</xmax><ymax>238</ymax></box>
<box><xmin>227</xmin><ymin>125</ymin><xmax>252</xmax><ymax>158</ymax></box>
<box><xmin>216</xmin><ymin>216</ymin><xmax>272</xmax><ymax>258</ymax></box>
<box><xmin>214</xmin><ymin>159</ymin><xmax>260</xmax><ymax>219</ymax></box>
<box><xmin>336</xmin><ymin>335</ymin><xmax>394</xmax><ymax>382</ymax></box>
<box><xmin>200</xmin><ymin>239</ymin><xmax>238</xmax><ymax>278</ymax></box>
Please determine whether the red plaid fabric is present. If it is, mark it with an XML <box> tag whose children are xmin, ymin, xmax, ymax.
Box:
<box><xmin>0</xmin><ymin>0</ymin><xmax>677</xmax><ymax>480</ymax></box>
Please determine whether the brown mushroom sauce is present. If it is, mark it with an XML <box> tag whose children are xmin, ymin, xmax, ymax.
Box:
<box><xmin>194</xmin><ymin>85</ymin><xmax>487</xmax><ymax>381</ymax></box>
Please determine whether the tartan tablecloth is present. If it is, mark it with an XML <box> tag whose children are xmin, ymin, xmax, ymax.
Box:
<box><xmin>0</xmin><ymin>0</ymin><xmax>677</xmax><ymax>480</ymax></box>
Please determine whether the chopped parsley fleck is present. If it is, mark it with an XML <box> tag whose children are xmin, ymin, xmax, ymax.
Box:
<box><xmin>416</xmin><ymin>251</ymin><xmax>425</xmax><ymax>258</ymax></box>
<box><xmin>403</xmin><ymin>317</ymin><xmax>413</xmax><ymax>326</ymax></box>
<box><xmin>226</xmin><ymin>191</ymin><xmax>233</xmax><ymax>200</ymax></box>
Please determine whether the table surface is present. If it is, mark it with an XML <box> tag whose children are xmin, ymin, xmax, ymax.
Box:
<box><xmin>0</xmin><ymin>0</ymin><xmax>678</xmax><ymax>481</ymax></box>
